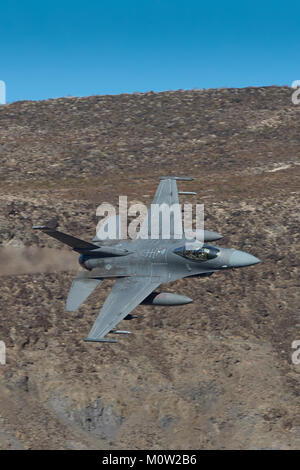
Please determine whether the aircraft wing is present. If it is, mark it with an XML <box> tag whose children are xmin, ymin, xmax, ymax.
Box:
<box><xmin>151</xmin><ymin>177</ymin><xmax>181</xmax><ymax>206</ymax></box>
<box><xmin>84</xmin><ymin>276</ymin><xmax>160</xmax><ymax>342</ymax></box>
<box><xmin>140</xmin><ymin>176</ymin><xmax>194</xmax><ymax>239</ymax></box>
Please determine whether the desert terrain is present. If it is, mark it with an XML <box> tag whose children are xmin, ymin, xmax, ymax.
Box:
<box><xmin>0</xmin><ymin>86</ymin><xmax>299</xmax><ymax>449</ymax></box>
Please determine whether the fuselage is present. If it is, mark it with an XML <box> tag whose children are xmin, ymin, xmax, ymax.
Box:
<box><xmin>79</xmin><ymin>237</ymin><xmax>260</xmax><ymax>283</ymax></box>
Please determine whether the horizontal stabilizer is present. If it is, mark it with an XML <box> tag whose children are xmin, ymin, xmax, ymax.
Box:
<box><xmin>66</xmin><ymin>273</ymin><xmax>102</xmax><ymax>312</ymax></box>
<box><xmin>33</xmin><ymin>225</ymin><xmax>99</xmax><ymax>253</ymax></box>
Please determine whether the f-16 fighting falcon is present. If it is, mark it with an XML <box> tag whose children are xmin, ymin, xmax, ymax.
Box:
<box><xmin>33</xmin><ymin>176</ymin><xmax>261</xmax><ymax>343</ymax></box>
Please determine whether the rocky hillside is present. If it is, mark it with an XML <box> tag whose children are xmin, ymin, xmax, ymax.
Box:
<box><xmin>0</xmin><ymin>86</ymin><xmax>299</xmax><ymax>449</ymax></box>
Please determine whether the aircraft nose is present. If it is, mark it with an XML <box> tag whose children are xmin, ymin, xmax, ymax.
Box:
<box><xmin>229</xmin><ymin>250</ymin><xmax>261</xmax><ymax>268</ymax></box>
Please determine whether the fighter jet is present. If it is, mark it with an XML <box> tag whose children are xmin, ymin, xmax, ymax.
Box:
<box><xmin>33</xmin><ymin>176</ymin><xmax>261</xmax><ymax>343</ymax></box>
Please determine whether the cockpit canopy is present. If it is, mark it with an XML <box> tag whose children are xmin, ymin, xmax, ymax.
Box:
<box><xmin>174</xmin><ymin>245</ymin><xmax>220</xmax><ymax>262</ymax></box>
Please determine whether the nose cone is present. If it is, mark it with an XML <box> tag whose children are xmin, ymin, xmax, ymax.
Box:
<box><xmin>229</xmin><ymin>250</ymin><xmax>261</xmax><ymax>268</ymax></box>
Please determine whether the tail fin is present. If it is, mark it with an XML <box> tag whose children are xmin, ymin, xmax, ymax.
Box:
<box><xmin>32</xmin><ymin>225</ymin><xmax>99</xmax><ymax>253</ymax></box>
<box><xmin>33</xmin><ymin>224</ymin><xmax>132</xmax><ymax>257</ymax></box>
<box><xmin>66</xmin><ymin>272</ymin><xmax>102</xmax><ymax>311</ymax></box>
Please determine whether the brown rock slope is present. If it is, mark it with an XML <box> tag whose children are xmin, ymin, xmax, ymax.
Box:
<box><xmin>0</xmin><ymin>86</ymin><xmax>299</xmax><ymax>449</ymax></box>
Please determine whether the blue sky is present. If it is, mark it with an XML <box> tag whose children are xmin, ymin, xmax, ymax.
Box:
<box><xmin>0</xmin><ymin>0</ymin><xmax>299</xmax><ymax>102</ymax></box>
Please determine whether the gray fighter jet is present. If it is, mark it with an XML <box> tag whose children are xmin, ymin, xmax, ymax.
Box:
<box><xmin>33</xmin><ymin>176</ymin><xmax>260</xmax><ymax>343</ymax></box>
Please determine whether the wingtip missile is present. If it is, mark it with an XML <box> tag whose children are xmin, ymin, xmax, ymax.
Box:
<box><xmin>83</xmin><ymin>337</ymin><xmax>118</xmax><ymax>343</ymax></box>
<box><xmin>178</xmin><ymin>191</ymin><xmax>197</xmax><ymax>195</ymax></box>
<box><xmin>160</xmin><ymin>176</ymin><xmax>194</xmax><ymax>181</ymax></box>
<box><xmin>111</xmin><ymin>330</ymin><xmax>131</xmax><ymax>334</ymax></box>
